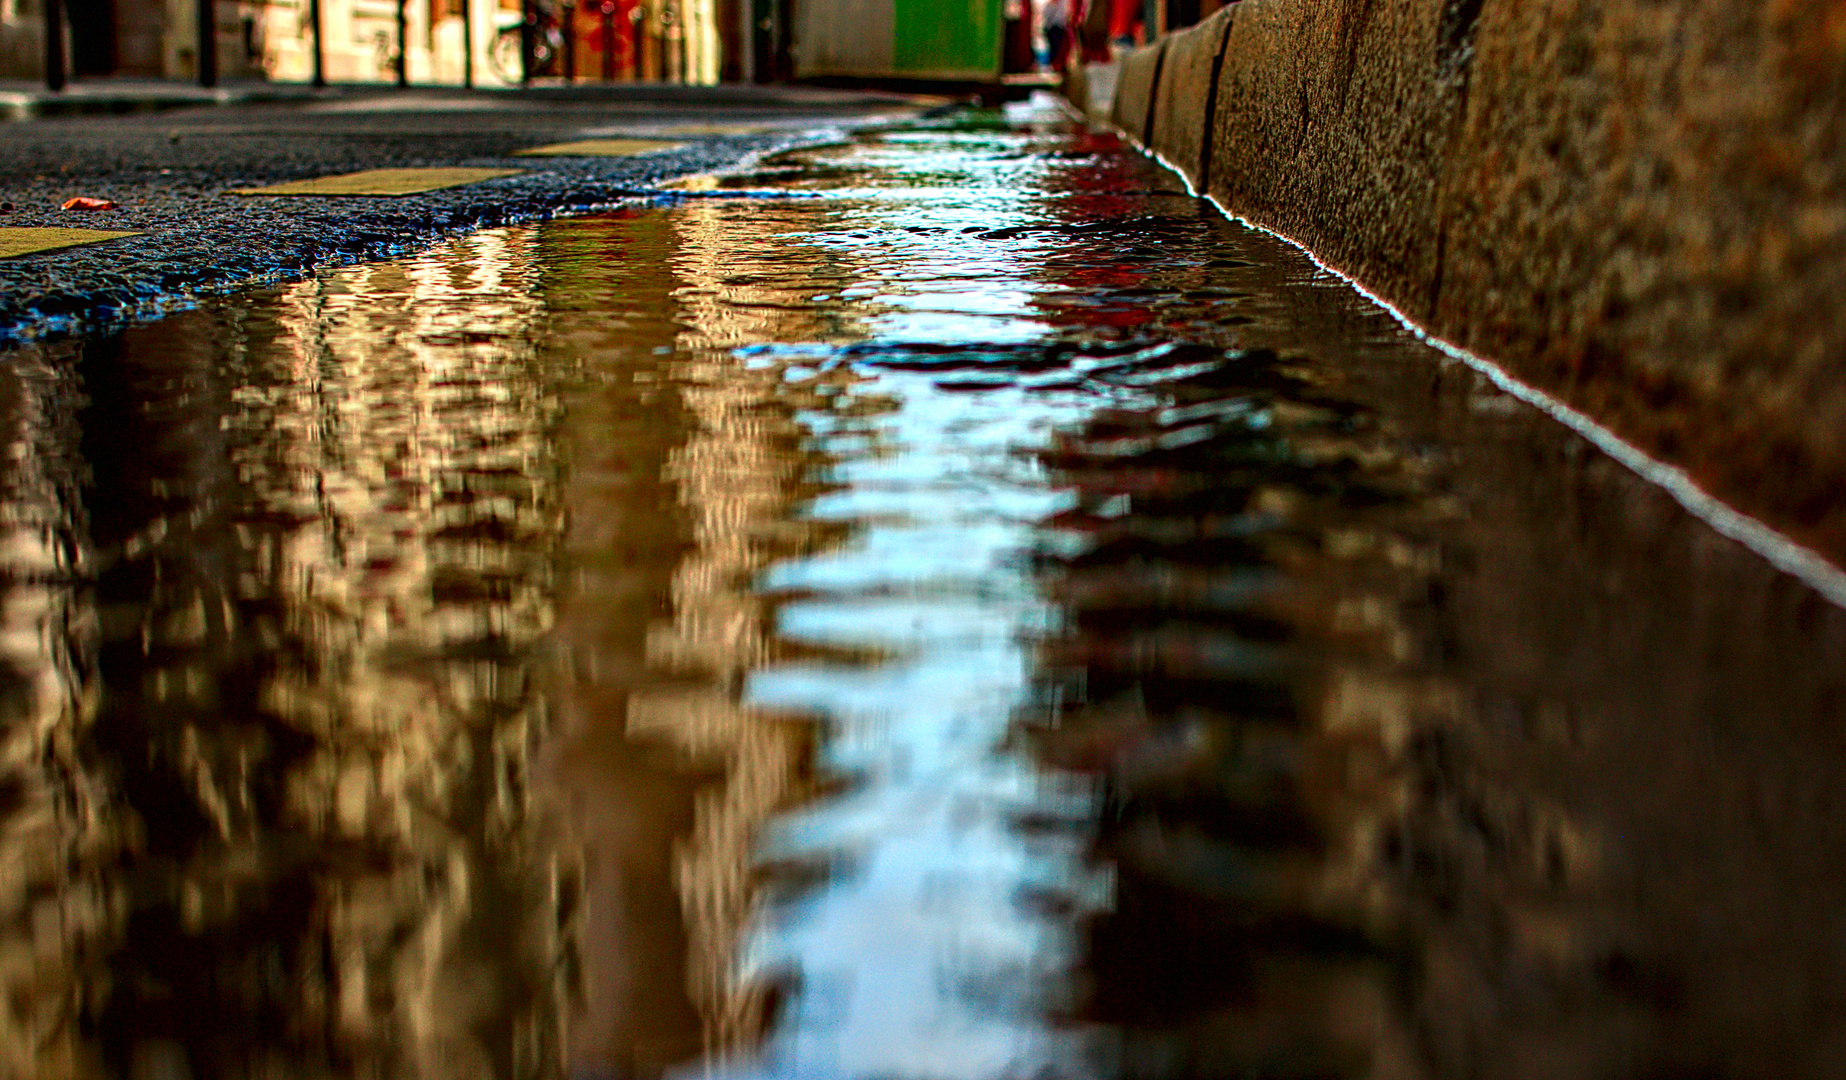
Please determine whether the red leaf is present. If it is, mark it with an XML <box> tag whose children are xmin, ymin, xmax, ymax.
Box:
<box><xmin>61</xmin><ymin>197</ymin><xmax>119</xmax><ymax>211</ymax></box>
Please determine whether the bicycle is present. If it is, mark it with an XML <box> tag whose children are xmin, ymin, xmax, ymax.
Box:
<box><xmin>489</xmin><ymin>1</ymin><xmax>566</xmax><ymax>82</ymax></box>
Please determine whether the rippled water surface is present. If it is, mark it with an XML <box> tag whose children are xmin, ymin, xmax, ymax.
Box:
<box><xmin>4</xmin><ymin>99</ymin><xmax>1846</xmax><ymax>1080</ymax></box>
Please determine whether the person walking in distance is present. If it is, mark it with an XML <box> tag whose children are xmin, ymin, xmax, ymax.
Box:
<box><xmin>1041</xmin><ymin>0</ymin><xmax>1071</xmax><ymax>71</ymax></box>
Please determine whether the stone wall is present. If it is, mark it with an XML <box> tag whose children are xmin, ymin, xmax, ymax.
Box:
<box><xmin>1098</xmin><ymin>0</ymin><xmax>1846</xmax><ymax>561</ymax></box>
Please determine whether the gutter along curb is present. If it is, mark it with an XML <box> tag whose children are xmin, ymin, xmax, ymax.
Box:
<box><xmin>1080</xmin><ymin>0</ymin><xmax>1846</xmax><ymax>565</ymax></box>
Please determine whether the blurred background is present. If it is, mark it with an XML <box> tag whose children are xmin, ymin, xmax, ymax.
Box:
<box><xmin>0</xmin><ymin>0</ymin><xmax>1234</xmax><ymax>91</ymax></box>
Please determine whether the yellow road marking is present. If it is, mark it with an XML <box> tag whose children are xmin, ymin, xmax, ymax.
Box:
<box><xmin>515</xmin><ymin>139</ymin><xmax>686</xmax><ymax>157</ymax></box>
<box><xmin>579</xmin><ymin>123</ymin><xmax>772</xmax><ymax>138</ymax></box>
<box><xmin>233</xmin><ymin>167</ymin><xmax>523</xmax><ymax>197</ymax></box>
<box><xmin>0</xmin><ymin>227</ymin><xmax>140</xmax><ymax>258</ymax></box>
<box><xmin>651</xmin><ymin>124</ymin><xmax>765</xmax><ymax>136</ymax></box>
<box><xmin>658</xmin><ymin>175</ymin><xmax>723</xmax><ymax>192</ymax></box>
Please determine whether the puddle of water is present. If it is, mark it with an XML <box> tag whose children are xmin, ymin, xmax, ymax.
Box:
<box><xmin>1</xmin><ymin>97</ymin><xmax>1844</xmax><ymax>1080</ymax></box>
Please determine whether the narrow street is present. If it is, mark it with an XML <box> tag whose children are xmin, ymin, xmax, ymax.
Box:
<box><xmin>0</xmin><ymin>94</ymin><xmax>1842</xmax><ymax>1080</ymax></box>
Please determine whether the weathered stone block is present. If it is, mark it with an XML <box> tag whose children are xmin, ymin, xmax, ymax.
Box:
<box><xmin>1147</xmin><ymin>7</ymin><xmax>1233</xmax><ymax>190</ymax></box>
<box><xmin>1108</xmin><ymin>40</ymin><xmax>1165</xmax><ymax>139</ymax></box>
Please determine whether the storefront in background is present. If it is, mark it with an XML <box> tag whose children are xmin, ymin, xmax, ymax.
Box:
<box><xmin>796</xmin><ymin>0</ymin><xmax>1004</xmax><ymax>82</ymax></box>
<box><xmin>3</xmin><ymin>0</ymin><xmax>734</xmax><ymax>86</ymax></box>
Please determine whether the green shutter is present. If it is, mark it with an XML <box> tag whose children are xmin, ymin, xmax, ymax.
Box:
<box><xmin>892</xmin><ymin>0</ymin><xmax>1002</xmax><ymax>77</ymax></box>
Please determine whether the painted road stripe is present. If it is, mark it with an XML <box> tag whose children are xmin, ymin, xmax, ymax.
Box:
<box><xmin>649</xmin><ymin>124</ymin><xmax>766</xmax><ymax>136</ymax></box>
<box><xmin>233</xmin><ymin>167</ymin><xmax>522</xmax><ymax>197</ymax></box>
<box><xmin>582</xmin><ymin>123</ymin><xmax>775</xmax><ymax>138</ymax></box>
<box><xmin>658</xmin><ymin>175</ymin><xmax>724</xmax><ymax>192</ymax></box>
<box><xmin>515</xmin><ymin>139</ymin><xmax>686</xmax><ymax>157</ymax></box>
<box><xmin>0</xmin><ymin>227</ymin><xmax>141</xmax><ymax>258</ymax></box>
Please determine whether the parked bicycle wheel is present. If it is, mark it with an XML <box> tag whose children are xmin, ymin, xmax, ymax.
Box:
<box><xmin>488</xmin><ymin>22</ymin><xmax>560</xmax><ymax>81</ymax></box>
<box><xmin>489</xmin><ymin>25</ymin><xmax>524</xmax><ymax>81</ymax></box>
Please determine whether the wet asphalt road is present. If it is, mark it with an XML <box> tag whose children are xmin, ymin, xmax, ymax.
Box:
<box><xmin>0</xmin><ymin>84</ymin><xmax>938</xmax><ymax>343</ymax></box>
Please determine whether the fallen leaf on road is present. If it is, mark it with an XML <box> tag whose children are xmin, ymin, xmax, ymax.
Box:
<box><xmin>61</xmin><ymin>197</ymin><xmax>118</xmax><ymax>211</ymax></box>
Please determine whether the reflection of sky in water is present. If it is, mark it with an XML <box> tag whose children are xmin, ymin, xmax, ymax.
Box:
<box><xmin>712</xmin><ymin>108</ymin><xmax>1117</xmax><ymax>1080</ymax></box>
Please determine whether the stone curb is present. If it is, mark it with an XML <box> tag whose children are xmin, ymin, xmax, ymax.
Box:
<box><xmin>1084</xmin><ymin>0</ymin><xmax>1846</xmax><ymax>564</ymax></box>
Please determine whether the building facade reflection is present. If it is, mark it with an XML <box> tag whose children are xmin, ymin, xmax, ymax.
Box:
<box><xmin>0</xmin><ymin>342</ymin><xmax>114</xmax><ymax>1080</ymax></box>
<box><xmin>36</xmin><ymin>230</ymin><xmax>572</xmax><ymax>1080</ymax></box>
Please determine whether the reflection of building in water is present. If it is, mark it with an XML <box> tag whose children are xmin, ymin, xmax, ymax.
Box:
<box><xmin>1028</xmin><ymin>340</ymin><xmax>1622</xmax><ymax>1078</ymax></box>
<box><xmin>0</xmin><ymin>345</ymin><xmax>115</xmax><ymax>1080</ymax></box>
<box><xmin>61</xmin><ymin>229</ymin><xmax>574</xmax><ymax>1080</ymax></box>
<box><xmin>0</xmin><ymin>207</ymin><xmax>829</xmax><ymax>1080</ymax></box>
<box><xmin>253</xmin><ymin>233</ymin><xmax>562</xmax><ymax>1075</ymax></box>
<box><xmin>1026</xmin><ymin>348</ymin><xmax>1447</xmax><ymax>1076</ymax></box>
<box><xmin>657</xmin><ymin>198</ymin><xmax>862</xmax><ymax>1052</ymax></box>
<box><xmin>536</xmin><ymin>201</ymin><xmax>854</xmax><ymax>1072</ymax></box>
<box><xmin>0</xmin><ymin>202</ymin><xmax>863</xmax><ymax>1080</ymax></box>
<box><xmin>530</xmin><ymin>211</ymin><xmax>711</xmax><ymax>1077</ymax></box>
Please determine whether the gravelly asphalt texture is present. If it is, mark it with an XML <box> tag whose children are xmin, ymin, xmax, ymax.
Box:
<box><xmin>0</xmin><ymin>83</ymin><xmax>939</xmax><ymax>344</ymax></box>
